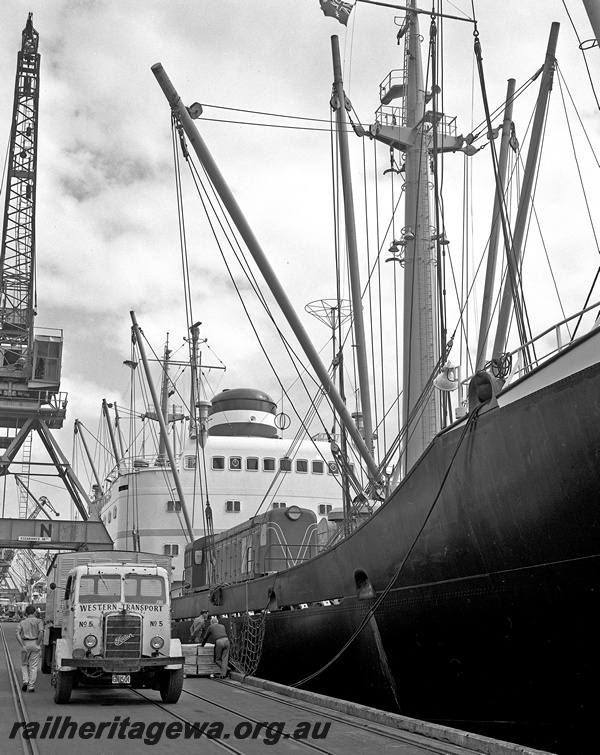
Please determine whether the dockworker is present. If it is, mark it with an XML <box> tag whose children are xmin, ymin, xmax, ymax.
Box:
<box><xmin>202</xmin><ymin>615</ymin><xmax>230</xmax><ymax>679</ymax></box>
<box><xmin>16</xmin><ymin>604</ymin><xmax>44</xmax><ymax>693</ymax></box>
<box><xmin>189</xmin><ymin>610</ymin><xmax>209</xmax><ymax>643</ymax></box>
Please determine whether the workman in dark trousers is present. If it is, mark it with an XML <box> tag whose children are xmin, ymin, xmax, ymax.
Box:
<box><xmin>16</xmin><ymin>604</ymin><xmax>44</xmax><ymax>692</ymax></box>
<box><xmin>202</xmin><ymin>616</ymin><xmax>230</xmax><ymax>679</ymax></box>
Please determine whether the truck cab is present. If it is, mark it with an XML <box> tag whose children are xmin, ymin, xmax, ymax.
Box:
<box><xmin>51</xmin><ymin>561</ymin><xmax>183</xmax><ymax>704</ymax></box>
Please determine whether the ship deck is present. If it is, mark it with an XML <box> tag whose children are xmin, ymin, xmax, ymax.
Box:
<box><xmin>1</xmin><ymin>622</ymin><xmax>552</xmax><ymax>755</ymax></box>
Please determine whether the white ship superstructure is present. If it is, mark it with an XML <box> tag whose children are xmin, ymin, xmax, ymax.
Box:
<box><xmin>99</xmin><ymin>388</ymin><xmax>342</xmax><ymax>577</ymax></box>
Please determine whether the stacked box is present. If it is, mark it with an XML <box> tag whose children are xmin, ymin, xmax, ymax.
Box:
<box><xmin>182</xmin><ymin>644</ymin><xmax>221</xmax><ymax>677</ymax></box>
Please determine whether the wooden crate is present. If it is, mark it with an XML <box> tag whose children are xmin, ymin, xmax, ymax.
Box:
<box><xmin>181</xmin><ymin>643</ymin><xmax>201</xmax><ymax>656</ymax></box>
<box><xmin>183</xmin><ymin>646</ymin><xmax>221</xmax><ymax>677</ymax></box>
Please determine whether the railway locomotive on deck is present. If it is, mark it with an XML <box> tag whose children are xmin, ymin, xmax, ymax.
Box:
<box><xmin>183</xmin><ymin>506</ymin><xmax>319</xmax><ymax>593</ymax></box>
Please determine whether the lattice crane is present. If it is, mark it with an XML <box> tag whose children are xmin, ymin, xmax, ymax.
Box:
<box><xmin>0</xmin><ymin>15</ymin><xmax>95</xmax><ymax>521</ymax></box>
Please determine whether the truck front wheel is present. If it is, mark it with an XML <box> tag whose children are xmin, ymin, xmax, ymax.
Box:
<box><xmin>159</xmin><ymin>667</ymin><xmax>184</xmax><ymax>704</ymax></box>
<box><xmin>54</xmin><ymin>670</ymin><xmax>74</xmax><ymax>704</ymax></box>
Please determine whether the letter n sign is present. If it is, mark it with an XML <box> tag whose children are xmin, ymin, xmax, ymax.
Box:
<box><xmin>40</xmin><ymin>522</ymin><xmax>52</xmax><ymax>539</ymax></box>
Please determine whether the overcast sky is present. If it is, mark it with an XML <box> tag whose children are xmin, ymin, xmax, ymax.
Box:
<box><xmin>1</xmin><ymin>0</ymin><xmax>599</xmax><ymax>516</ymax></box>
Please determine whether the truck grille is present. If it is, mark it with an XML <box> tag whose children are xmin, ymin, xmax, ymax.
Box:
<box><xmin>105</xmin><ymin>614</ymin><xmax>142</xmax><ymax>659</ymax></box>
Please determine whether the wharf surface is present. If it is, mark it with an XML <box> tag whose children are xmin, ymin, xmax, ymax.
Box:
<box><xmin>1</xmin><ymin>622</ymin><xmax>553</xmax><ymax>755</ymax></box>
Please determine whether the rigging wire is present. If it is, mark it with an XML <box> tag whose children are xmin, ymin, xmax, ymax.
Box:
<box><xmin>553</xmin><ymin>65</ymin><xmax>600</xmax><ymax>337</ymax></box>
<box><xmin>175</xmin><ymin>124</ymin><xmax>342</xmax><ymax>468</ymax></box>
<box><xmin>292</xmin><ymin>401</ymin><xmax>480</xmax><ymax>689</ymax></box>
<box><xmin>560</xmin><ymin>0</ymin><xmax>600</xmax><ymax>112</ymax></box>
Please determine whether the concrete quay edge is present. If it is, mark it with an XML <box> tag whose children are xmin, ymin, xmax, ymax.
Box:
<box><xmin>230</xmin><ymin>673</ymin><xmax>553</xmax><ymax>755</ymax></box>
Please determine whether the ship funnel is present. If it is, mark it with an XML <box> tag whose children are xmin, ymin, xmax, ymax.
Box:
<box><xmin>208</xmin><ymin>388</ymin><xmax>279</xmax><ymax>438</ymax></box>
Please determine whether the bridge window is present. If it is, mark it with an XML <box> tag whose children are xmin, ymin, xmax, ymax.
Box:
<box><xmin>272</xmin><ymin>502</ymin><xmax>287</xmax><ymax>509</ymax></box>
<box><xmin>246</xmin><ymin>457</ymin><xmax>259</xmax><ymax>471</ymax></box>
<box><xmin>328</xmin><ymin>462</ymin><xmax>339</xmax><ymax>475</ymax></box>
<box><xmin>166</xmin><ymin>500</ymin><xmax>182</xmax><ymax>513</ymax></box>
<box><xmin>184</xmin><ymin>455</ymin><xmax>196</xmax><ymax>469</ymax></box>
<box><xmin>296</xmin><ymin>459</ymin><xmax>308</xmax><ymax>473</ymax></box>
<box><xmin>108</xmin><ymin>511</ymin><xmax>112</xmax><ymax>523</ymax></box>
<box><xmin>212</xmin><ymin>456</ymin><xmax>225</xmax><ymax>470</ymax></box>
<box><xmin>319</xmin><ymin>504</ymin><xmax>333</xmax><ymax>516</ymax></box>
<box><xmin>263</xmin><ymin>458</ymin><xmax>275</xmax><ymax>472</ymax></box>
<box><xmin>229</xmin><ymin>456</ymin><xmax>242</xmax><ymax>471</ymax></box>
<box><xmin>113</xmin><ymin>506</ymin><xmax>117</xmax><ymax>519</ymax></box>
<box><xmin>312</xmin><ymin>460</ymin><xmax>324</xmax><ymax>474</ymax></box>
<box><xmin>225</xmin><ymin>500</ymin><xmax>241</xmax><ymax>513</ymax></box>
<box><xmin>279</xmin><ymin>458</ymin><xmax>292</xmax><ymax>472</ymax></box>
<box><xmin>163</xmin><ymin>544</ymin><xmax>179</xmax><ymax>556</ymax></box>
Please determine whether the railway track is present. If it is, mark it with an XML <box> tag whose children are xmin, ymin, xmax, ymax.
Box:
<box><xmin>0</xmin><ymin>624</ymin><xmax>513</xmax><ymax>755</ymax></box>
<box><xmin>1</xmin><ymin>624</ymin><xmax>40</xmax><ymax>755</ymax></box>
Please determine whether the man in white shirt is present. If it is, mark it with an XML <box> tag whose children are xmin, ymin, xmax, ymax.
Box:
<box><xmin>16</xmin><ymin>605</ymin><xmax>44</xmax><ymax>692</ymax></box>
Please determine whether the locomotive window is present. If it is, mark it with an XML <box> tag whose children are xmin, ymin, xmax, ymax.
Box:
<box><xmin>78</xmin><ymin>575</ymin><xmax>121</xmax><ymax>603</ymax></box>
<box><xmin>246</xmin><ymin>457</ymin><xmax>259</xmax><ymax>471</ymax></box>
<box><xmin>212</xmin><ymin>456</ymin><xmax>225</xmax><ymax>470</ymax></box>
<box><xmin>194</xmin><ymin>549</ymin><xmax>203</xmax><ymax>565</ymax></box>
<box><xmin>279</xmin><ymin>458</ymin><xmax>292</xmax><ymax>472</ymax></box>
<box><xmin>263</xmin><ymin>458</ymin><xmax>275</xmax><ymax>472</ymax></box>
<box><xmin>312</xmin><ymin>460</ymin><xmax>324</xmax><ymax>474</ymax></box>
<box><xmin>296</xmin><ymin>459</ymin><xmax>308</xmax><ymax>473</ymax></box>
<box><xmin>229</xmin><ymin>456</ymin><xmax>242</xmax><ymax>471</ymax></box>
<box><xmin>184</xmin><ymin>455</ymin><xmax>197</xmax><ymax>469</ymax></box>
<box><xmin>124</xmin><ymin>576</ymin><xmax>166</xmax><ymax>605</ymax></box>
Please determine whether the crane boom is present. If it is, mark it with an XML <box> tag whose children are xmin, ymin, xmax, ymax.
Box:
<box><xmin>0</xmin><ymin>13</ymin><xmax>39</xmax><ymax>381</ymax></box>
<box><xmin>0</xmin><ymin>16</ymin><xmax>99</xmax><ymax>524</ymax></box>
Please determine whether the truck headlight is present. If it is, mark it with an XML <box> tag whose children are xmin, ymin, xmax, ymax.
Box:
<box><xmin>150</xmin><ymin>635</ymin><xmax>164</xmax><ymax>650</ymax></box>
<box><xmin>84</xmin><ymin>634</ymin><xmax>98</xmax><ymax>648</ymax></box>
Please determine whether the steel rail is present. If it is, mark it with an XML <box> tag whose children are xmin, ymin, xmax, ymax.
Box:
<box><xmin>185</xmin><ymin>681</ymin><xmax>463</xmax><ymax>755</ymax></box>
<box><xmin>0</xmin><ymin>624</ymin><xmax>41</xmax><ymax>755</ymax></box>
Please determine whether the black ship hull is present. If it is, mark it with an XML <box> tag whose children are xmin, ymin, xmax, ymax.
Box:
<box><xmin>174</xmin><ymin>334</ymin><xmax>600</xmax><ymax>753</ymax></box>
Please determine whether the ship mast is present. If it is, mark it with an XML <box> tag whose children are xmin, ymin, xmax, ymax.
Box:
<box><xmin>130</xmin><ymin>312</ymin><xmax>194</xmax><ymax>542</ymax></box>
<box><xmin>400</xmin><ymin>5</ymin><xmax>439</xmax><ymax>470</ymax></box>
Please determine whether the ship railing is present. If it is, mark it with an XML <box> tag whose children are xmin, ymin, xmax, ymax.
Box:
<box><xmin>311</xmin><ymin>432</ymin><xmax>340</xmax><ymax>443</ymax></box>
<box><xmin>461</xmin><ymin>300</ymin><xmax>600</xmax><ymax>393</ymax></box>
<box><xmin>502</xmin><ymin>300</ymin><xmax>600</xmax><ymax>380</ymax></box>
<box><xmin>374</xmin><ymin>105</ymin><xmax>458</xmax><ymax>140</ymax></box>
<box><xmin>104</xmin><ymin>452</ymin><xmax>183</xmax><ymax>481</ymax></box>
<box><xmin>375</xmin><ymin>104</ymin><xmax>406</xmax><ymax>130</ymax></box>
<box><xmin>379</xmin><ymin>69</ymin><xmax>405</xmax><ymax>106</ymax></box>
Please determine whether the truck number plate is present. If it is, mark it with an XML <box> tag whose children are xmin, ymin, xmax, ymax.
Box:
<box><xmin>111</xmin><ymin>674</ymin><xmax>130</xmax><ymax>685</ymax></box>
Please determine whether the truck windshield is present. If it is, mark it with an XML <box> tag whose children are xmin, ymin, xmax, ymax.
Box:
<box><xmin>78</xmin><ymin>575</ymin><xmax>121</xmax><ymax>603</ymax></box>
<box><xmin>124</xmin><ymin>575</ymin><xmax>166</xmax><ymax>605</ymax></box>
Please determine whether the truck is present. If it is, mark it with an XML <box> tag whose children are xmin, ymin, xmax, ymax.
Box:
<box><xmin>44</xmin><ymin>551</ymin><xmax>184</xmax><ymax>704</ymax></box>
